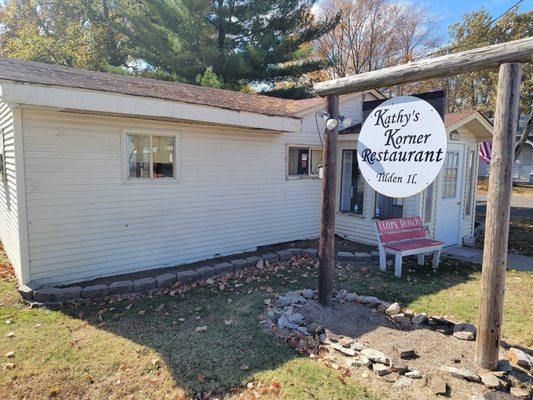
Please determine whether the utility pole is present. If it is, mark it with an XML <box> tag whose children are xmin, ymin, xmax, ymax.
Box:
<box><xmin>318</xmin><ymin>95</ymin><xmax>339</xmax><ymax>306</ymax></box>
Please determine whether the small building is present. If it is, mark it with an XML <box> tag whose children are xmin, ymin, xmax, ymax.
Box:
<box><xmin>0</xmin><ymin>57</ymin><xmax>491</xmax><ymax>287</ymax></box>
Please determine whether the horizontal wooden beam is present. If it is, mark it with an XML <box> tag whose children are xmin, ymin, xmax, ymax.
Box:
<box><xmin>314</xmin><ymin>37</ymin><xmax>533</xmax><ymax>97</ymax></box>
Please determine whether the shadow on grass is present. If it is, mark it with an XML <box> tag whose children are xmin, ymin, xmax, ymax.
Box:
<box><xmin>59</xmin><ymin>255</ymin><xmax>480</xmax><ymax>397</ymax></box>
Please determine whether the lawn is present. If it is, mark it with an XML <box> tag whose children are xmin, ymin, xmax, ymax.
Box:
<box><xmin>0</xmin><ymin>246</ymin><xmax>531</xmax><ymax>399</ymax></box>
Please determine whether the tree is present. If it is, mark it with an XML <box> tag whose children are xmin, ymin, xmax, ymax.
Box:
<box><xmin>122</xmin><ymin>0</ymin><xmax>338</xmax><ymax>92</ymax></box>
<box><xmin>442</xmin><ymin>7</ymin><xmax>532</xmax><ymax>114</ymax></box>
<box><xmin>0</xmin><ymin>0</ymin><xmax>128</xmax><ymax>70</ymax></box>
<box><xmin>314</xmin><ymin>0</ymin><xmax>439</xmax><ymax>79</ymax></box>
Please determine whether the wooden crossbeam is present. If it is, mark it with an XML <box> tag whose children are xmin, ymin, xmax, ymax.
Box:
<box><xmin>313</xmin><ymin>37</ymin><xmax>533</xmax><ymax>96</ymax></box>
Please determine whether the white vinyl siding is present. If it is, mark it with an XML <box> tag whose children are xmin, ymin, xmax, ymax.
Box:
<box><xmin>22</xmin><ymin>109</ymin><xmax>324</xmax><ymax>285</ymax></box>
<box><xmin>0</xmin><ymin>102</ymin><xmax>22</xmax><ymax>279</ymax></box>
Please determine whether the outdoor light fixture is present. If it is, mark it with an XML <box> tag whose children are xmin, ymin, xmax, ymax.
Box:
<box><xmin>326</xmin><ymin>118</ymin><xmax>338</xmax><ymax>130</ymax></box>
<box><xmin>340</xmin><ymin>116</ymin><xmax>352</xmax><ymax>128</ymax></box>
<box><xmin>317</xmin><ymin>111</ymin><xmax>351</xmax><ymax>130</ymax></box>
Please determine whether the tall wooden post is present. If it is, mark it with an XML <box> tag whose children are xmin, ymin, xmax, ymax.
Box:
<box><xmin>318</xmin><ymin>95</ymin><xmax>339</xmax><ymax>306</ymax></box>
<box><xmin>475</xmin><ymin>63</ymin><xmax>521</xmax><ymax>369</ymax></box>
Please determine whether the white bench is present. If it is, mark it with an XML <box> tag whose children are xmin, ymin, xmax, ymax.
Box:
<box><xmin>374</xmin><ymin>216</ymin><xmax>444</xmax><ymax>277</ymax></box>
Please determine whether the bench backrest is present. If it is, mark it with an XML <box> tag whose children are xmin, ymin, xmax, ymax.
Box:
<box><xmin>375</xmin><ymin>216</ymin><xmax>426</xmax><ymax>245</ymax></box>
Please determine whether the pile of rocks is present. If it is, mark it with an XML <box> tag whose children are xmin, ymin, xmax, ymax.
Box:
<box><xmin>265</xmin><ymin>289</ymin><xmax>532</xmax><ymax>398</ymax></box>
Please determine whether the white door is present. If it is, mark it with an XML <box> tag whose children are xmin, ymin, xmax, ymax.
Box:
<box><xmin>435</xmin><ymin>143</ymin><xmax>465</xmax><ymax>246</ymax></box>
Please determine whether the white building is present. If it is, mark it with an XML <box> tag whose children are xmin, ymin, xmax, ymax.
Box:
<box><xmin>0</xmin><ymin>57</ymin><xmax>491</xmax><ymax>287</ymax></box>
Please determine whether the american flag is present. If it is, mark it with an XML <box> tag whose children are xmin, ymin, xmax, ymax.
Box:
<box><xmin>479</xmin><ymin>142</ymin><xmax>492</xmax><ymax>163</ymax></box>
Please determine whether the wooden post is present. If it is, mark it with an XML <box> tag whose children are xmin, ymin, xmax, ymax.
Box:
<box><xmin>318</xmin><ymin>95</ymin><xmax>339</xmax><ymax>306</ymax></box>
<box><xmin>475</xmin><ymin>63</ymin><xmax>521</xmax><ymax>369</ymax></box>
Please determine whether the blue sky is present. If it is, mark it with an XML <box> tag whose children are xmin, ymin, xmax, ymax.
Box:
<box><xmin>425</xmin><ymin>0</ymin><xmax>532</xmax><ymax>40</ymax></box>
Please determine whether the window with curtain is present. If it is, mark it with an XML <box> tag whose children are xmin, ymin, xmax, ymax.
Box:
<box><xmin>288</xmin><ymin>146</ymin><xmax>323</xmax><ymax>177</ymax></box>
<box><xmin>127</xmin><ymin>134</ymin><xmax>175</xmax><ymax>180</ymax></box>
<box><xmin>464</xmin><ymin>150</ymin><xmax>476</xmax><ymax>216</ymax></box>
<box><xmin>339</xmin><ymin>150</ymin><xmax>364</xmax><ymax>214</ymax></box>
<box><xmin>374</xmin><ymin>194</ymin><xmax>404</xmax><ymax>219</ymax></box>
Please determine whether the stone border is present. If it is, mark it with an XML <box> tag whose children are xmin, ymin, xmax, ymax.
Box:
<box><xmin>20</xmin><ymin>249</ymin><xmax>375</xmax><ymax>306</ymax></box>
<box><xmin>265</xmin><ymin>289</ymin><xmax>533</xmax><ymax>397</ymax></box>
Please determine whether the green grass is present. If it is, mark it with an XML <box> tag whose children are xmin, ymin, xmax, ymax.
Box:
<box><xmin>0</xmin><ymin>251</ymin><xmax>531</xmax><ymax>399</ymax></box>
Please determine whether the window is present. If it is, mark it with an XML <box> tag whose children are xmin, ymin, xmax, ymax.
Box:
<box><xmin>0</xmin><ymin>129</ymin><xmax>5</xmax><ymax>182</ymax></box>
<box><xmin>442</xmin><ymin>151</ymin><xmax>460</xmax><ymax>199</ymax></box>
<box><xmin>340</xmin><ymin>150</ymin><xmax>364</xmax><ymax>214</ymax></box>
<box><xmin>126</xmin><ymin>133</ymin><xmax>176</xmax><ymax>180</ymax></box>
<box><xmin>424</xmin><ymin>182</ymin><xmax>435</xmax><ymax>223</ymax></box>
<box><xmin>288</xmin><ymin>146</ymin><xmax>323</xmax><ymax>177</ymax></box>
<box><xmin>374</xmin><ymin>194</ymin><xmax>403</xmax><ymax>219</ymax></box>
<box><xmin>464</xmin><ymin>150</ymin><xmax>475</xmax><ymax>216</ymax></box>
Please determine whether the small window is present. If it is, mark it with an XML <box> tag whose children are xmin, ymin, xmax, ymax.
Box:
<box><xmin>340</xmin><ymin>150</ymin><xmax>364</xmax><ymax>215</ymax></box>
<box><xmin>126</xmin><ymin>133</ymin><xmax>176</xmax><ymax>180</ymax></box>
<box><xmin>441</xmin><ymin>151</ymin><xmax>460</xmax><ymax>199</ymax></box>
<box><xmin>374</xmin><ymin>194</ymin><xmax>403</xmax><ymax>219</ymax></box>
<box><xmin>464</xmin><ymin>150</ymin><xmax>475</xmax><ymax>216</ymax></box>
<box><xmin>288</xmin><ymin>146</ymin><xmax>323</xmax><ymax>177</ymax></box>
<box><xmin>0</xmin><ymin>129</ymin><xmax>5</xmax><ymax>182</ymax></box>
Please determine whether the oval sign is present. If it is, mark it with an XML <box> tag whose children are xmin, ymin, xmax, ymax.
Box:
<box><xmin>357</xmin><ymin>96</ymin><xmax>447</xmax><ymax>198</ymax></box>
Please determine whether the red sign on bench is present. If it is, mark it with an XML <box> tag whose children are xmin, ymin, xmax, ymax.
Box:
<box><xmin>376</xmin><ymin>217</ymin><xmax>426</xmax><ymax>244</ymax></box>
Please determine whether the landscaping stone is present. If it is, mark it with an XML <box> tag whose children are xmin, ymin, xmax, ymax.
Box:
<box><xmin>453</xmin><ymin>322</ymin><xmax>477</xmax><ymax>340</ymax></box>
<box><xmin>108</xmin><ymin>280</ymin><xmax>133</xmax><ymax>295</ymax></box>
<box><xmin>508</xmin><ymin>347</ymin><xmax>532</xmax><ymax>369</ymax></box>
<box><xmin>303</xmin><ymin>248</ymin><xmax>318</xmax><ymax>257</ymax></box>
<box><xmin>388</xmin><ymin>356</ymin><xmax>408</xmax><ymax>374</ymax></box>
<box><xmin>510</xmin><ymin>387</ymin><xmax>530</xmax><ymax>399</ymax></box>
<box><xmin>196</xmin><ymin>266</ymin><xmax>216</xmax><ymax>280</ymax></box>
<box><xmin>18</xmin><ymin>284</ymin><xmax>35</xmax><ymax>301</ymax></box>
<box><xmin>351</xmin><ymin>355</ymin><xmax>372</xmax><ymax>368</ymax></box>
<box><xmin>338</xmin><ymin>337</ymin><xmax>354</xmax><ymax>348</ymax></box>
<box><xmin>33</xmin><ymin>287</ymin><xmax>59</xmax><ymax>302</ymax></box>
<box><xmin>385</xmin><ymin>302</ymin><xmax>401</xmax><ymax>315</ymax></box>
<box><xmin>351</xmin><ymin>341</ymin><xmax>365</xmax><ymax>351</ymax></box>
<box><xmin>325</xmin><ymin>329</ymin><xmax>341</xmax><ymax>342</ymax></box>
<box><xmin>296</xmin><ymin>326</ymin><xmax>309</xmax><ymax>335</ymax></box>
<box><xmin>267</xmin><ymin>309</ymin><xmax>281</xmax><ymax>323</ymax></box>
<box><xmin>428</xmin><ymin>375</ymin><xmax>447</xmax><ymax>395</ymax></box>
<box><xmin>372</xmin><ymin>363</ymin><xmax>390</xmax><ymax>376</ymax></box>
<box><xmin>277</xmin><ymin>315</ymin><xmax>299</xmax><ymax>330</ymax></box>
<box><xmin>55</xmin><ymin>286</ymin><xmax>82</xmax><ymax>301</ymax></box>
<box><xmin>331</xmin><ymin>343</ymin><xmax>357</xmax><ymax>357</ymax></box>
<box><xmin>155</xmin><ymin>273</ymin><xmax>177</xmax><ymax>288</ymax></box>
<box><xmin>336</xmin><ymin>251</ymin><xmax>355</xmax><ymax>261</ymax></box>
<box><xmin>392</xmin><ymin>314</ymin><xmax>412</xmax><ymax>329</ymax></box>
<box><xmin>355</xmin><ymin>295</ymin><xmax>381</xmax><ymax>305</ymax></box>
<box><xmin>453</xmin><ymin>331</ymin><xmax>475</xmax><ymax>341</ymax></box>
<box><xmin>497</xmin><ymin>359</ymin><xmax>513</xmax><ymax>372</ymax></box>
<box><xmin>354</xmin><ymin>252</ymin><xmax>372</xmax><ymax>262</ymax></box>
<box><xmin>261</xmin><ymin>253</ymin><xmax>278</xmax><ymax>264</ymax></box>
<box><xmin>405</xmin><ymin>370</ymin><xmax>422</xmax><ymax>379</ymax></box>
<box><xmin>302</xmin><ymin>289</ymin><xmax>315</xmax><ymax>299</ymax></box>
<box><xmin>440</xmin><ymin>366</ymin><xmax>481</xmax><ymax>382</ymax></box>
<box><xmin>392</xmin><ymin>345</ymin><xmax>416</xmax><ymax>359</ymax></box>
<box><xmin>287</xmin><ymin>248</ymin><xmax>303</xmax><ymax>256</ymax></box>
<box><xmin>133</xmin><ymin>278</ymin><xmax>156</xmax><ymax>293</ymax></box>
<box><xmin>394</xmin><ymin>376</ymin><xmax>413</xmax><ymax>387</ymax></box>
<box><xmin>213</xmin><ymin>262</ymin><xmax>233</xmax><ymax>275</ymax></box>
<box><xmin>287</xmin><ymin>313</ymin><xmax>305</xmax><ymax>325</ymax></box>
<box><xmin>403</xmin><ymin>309</ymin><xmax>414</xmax><ymax>318</ymax></box>
<box><xmin>361</xmin><ymin>348</ymin><xmax>388</xmax><ymax>364</ymax></box>
<box><xmin>411</xmin><ymin>313</ymin><xmax>429</xmax><ymax>326</ymax></box>
<box><xmin>246</xmin><ymin>256</ymin><xmax>262</xmax><ymax>266</ymax></box>
<box><xmin>479</xmin><ymin>372</ymin><xmax>505</xmax><ymax>390</ymax></box>
<box><xmin>177</xmin><ymin>270</ymin><xmax>199</xmax><ymax>284</ymax></box>
<box><xmin>82</xmin><ymin>284</ymin><xmax>109</xmax><ymax>299</ymax></box>
<box><xmin>345</xmin><ymin>293</ymin><xmax>357</xmax><ymax>302</ymax></box>
<box><xmin>276</xmin><ymin>250</ymin><xmax>293</xmax><ymax>261</ymax></box>
<box><xmin>276</xmin><ymin>293</ymin><xmax>306</xmax><ymax>307</ymax></box>
<box><xmin>231</xmin><ymin>259</ymin><xmax>251</xmax><ymax>271</ymax></box>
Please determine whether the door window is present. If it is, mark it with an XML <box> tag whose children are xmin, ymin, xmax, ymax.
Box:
<box><xmin>442</xmin><ymin>151</ymin><xmax>459</xmax><ymax>199</ymax></box>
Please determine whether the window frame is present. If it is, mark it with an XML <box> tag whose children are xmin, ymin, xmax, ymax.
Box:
<box><xmin>339</xmin><ymin>149</ymin><xmax>365</xmax><ymax>216</ymax></box>
<box><xmin>373</xmin><ymin>193</ymin><xmax>405</xmax><ymax>220</ymax></box>
<box><xmin>286</xmin><ymin>144</ymin><xmax>323</xmax><ymax>179</ymax></box>
<box><xmin>464</xmin><ymin>149</ymin><xmax>476</xmax><ymax>216</ymax></box>
<box><xmin>121</xmin><ymin>129</ymin><xmax>180</xmax><ymax>185</ymax></box>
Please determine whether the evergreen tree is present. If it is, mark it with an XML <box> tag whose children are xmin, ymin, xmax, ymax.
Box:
<box><xmin>122</xmin><ymin>0</ymin><xmax>338</xmax><ymax>92</ymax></box>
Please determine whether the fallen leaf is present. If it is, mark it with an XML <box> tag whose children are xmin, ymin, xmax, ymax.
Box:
<box><xmin>49</xmin><ymin>387</ymin><xmax>60</xmax><ymax>397</ymax></box>
<box><xmin>241</xmin><ymin>364</ymin><xmax>250</xmax><ymax>370</ymax></box>
<box><xmin>138</xmin><ymin>310</ymin><xmax>146</xmax><ymax>316</ymax></box>
<box><xmin>198</xmin><ymin>373</ymin><xmax>206</xmax><ymax>382</ymax></box>
<box><xmin>6</xmin><ymin>332</ymin><xmax>14</xmax><ymax>338</ymax></box>
<box><xmin>3</xmin><ymin>363</ymin><xmax>15</xmax><ymax>370</ymax></box>
<box><xmin>6</xmin><ymin>351</ymin><xmax>14</xmax><ymax>358</ymax></box>
<box><xmin>195</xmin><ymin>326</ymin><xmax>207</xmax><ymax>333</ymax></box>
<box><xmin>178</xmin><ymin>318</ymin><xmax>186</xmax><ymax>322</ymax></box>
<box><xmin>224</xmin><ymin>319</ymin><xmax>233</xmax><ymax>325</ymax></box>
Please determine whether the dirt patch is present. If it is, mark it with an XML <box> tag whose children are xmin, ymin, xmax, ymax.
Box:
<box><xmin>293</xmin><ymin>301</ymin><xmax>525</xmax><ymax>400</ymax></box>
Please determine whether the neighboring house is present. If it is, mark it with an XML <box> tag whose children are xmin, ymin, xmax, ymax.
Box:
<box><xmin>478</xmin><ymin>114</ymin><xmax>532</xmax><ymax>182</ymax></box>
<box><xmin>0</xmin><ymin>57</ymin><xmax>490</xmax><ymax>287</ymax></box>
